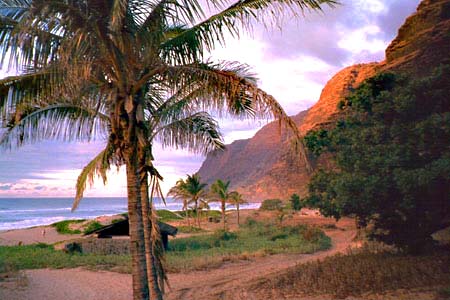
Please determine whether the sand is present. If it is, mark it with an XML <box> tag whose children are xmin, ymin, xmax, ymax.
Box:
<box><xmin>0</xmin><ymin>226</ymin><xmax>81</xmax><ymax>246</ymax></box>
<box><xmin>0</xmin><ymin>211</ymin><xmax>440</xmax><ymax>300</ymax></box>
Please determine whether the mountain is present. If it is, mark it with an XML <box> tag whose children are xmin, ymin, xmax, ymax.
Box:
<box><xmin>197</xmin><ymin>0</ymin><xmax>450</xmax><ymax>201</ymax></box>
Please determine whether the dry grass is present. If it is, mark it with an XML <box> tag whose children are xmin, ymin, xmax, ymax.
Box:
<box><xmin>253</xmin><ymin>247</ymin><xmax>450</xmax><ymax>299</ymax></box>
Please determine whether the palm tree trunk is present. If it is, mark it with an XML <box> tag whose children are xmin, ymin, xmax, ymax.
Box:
<box><xmin>222</xmin><ymin>200</ymin><xmax>226</xmax><ymax>230</ymax></box>
<box><xmin>125</xmin><ymin>147</ymin><xmax>150</xmax><ymax>300</ymax></box>
<box><xmin>139</xmin><ymin>150</ymin><xmax>164</xmax><ymax>300</ymax></box>
<box><xmin>121</xmin><ymin>94</ymin><xmax>149</xmax><ymax>300</ymax></box>
<box><xmin>237</xmin><ymin>203</ymin><xmax>240</xmax><ymax>226</ymax></box>
<box><xmin>195</xmin><ymin>199</ymin><xmax>200</xmax><ymax>228</ymax></box>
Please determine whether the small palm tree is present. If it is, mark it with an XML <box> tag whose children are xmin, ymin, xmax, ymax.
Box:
<box><xmin>229</xmin><ymin>191</ymin><xmax>247</xmax><ymax>226</ymax></box>
<box><xmin>179</xmin><ymin>174</ymin><xmax>207</xmax><ymax>228</ymax></box>
<box><xmin>168</xmin><ymin>178</ymin><xmax>191</xmax><ymax>227</ymax></box>
<box><xmin>209</xmin><ymin>179</ymin><xmax>234</xmax><ymax>230</ymax></box>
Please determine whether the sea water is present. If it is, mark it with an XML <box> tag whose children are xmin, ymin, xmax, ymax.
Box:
<box><xmin>0</xmin><ymin>197</ymin><xmax>260</xmax><ymax>230</ymax></box>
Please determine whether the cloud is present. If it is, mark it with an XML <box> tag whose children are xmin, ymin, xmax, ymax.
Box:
<box><xmin>0</xmin><ymin>0</ymin><xmax>422</xmax><ymax>197</ymax></box>
<box><xmin>0</xmin><ymin>184</ymin><xmax>12</xmax><ymax>191</ymax></box>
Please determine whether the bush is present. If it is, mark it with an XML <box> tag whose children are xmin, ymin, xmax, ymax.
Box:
<box><xmin>260</xmin><ymin>199</ymin><xmax>283</xmax><ymax>211</ymax></box>
<box><xmin>157</xmin><ymin>209</ymin><xmax>183</xmax><ymax>222</ymax></box>
<box><xmin>289</xmin><ymin>194</ymin><xmax>303</xmax><ymax>211</ymax></box>
<box><xmin>52</xmin><ymin>220</ymin><xmax>84</xmax><ymax>234</ymax></box>
<box><xmin>83</xmin><ymin>221</ymin><xmax>103</xmax><ymax>234</ymax></box>
<box><xmin>305</xmin><ymin>68</ymin><xmax>450</xmax><ymax>253</ymax></box>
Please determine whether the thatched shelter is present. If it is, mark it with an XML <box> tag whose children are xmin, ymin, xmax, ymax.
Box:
<box><xmin>85</xmin><ymin>218</ymin><xmax>177</xmax><ymax>250</ymax></box>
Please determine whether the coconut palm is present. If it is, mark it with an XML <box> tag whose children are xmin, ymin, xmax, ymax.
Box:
<box><xmin>0</xmin><ymin>1</ymin><xmax>334</xmax><ymax>299</ymax></box>
<box><xmin>229</xmin><ymin>191</ymin><xmax>247</xmax><ymax>226</ymax></box>
<box><xmin>209</xmin><ymin>179</ymin><xmax>233</xmax><ymax>230</ymax></box>
<box><xmin>181</xmin><ymin>174</ymin><xmax>208</xmax><ymax>228</ymax></box>
<box><xmin>167</xmin><ymin>178</ymin><xmax>192</xmax><ymax>226</ymax></box>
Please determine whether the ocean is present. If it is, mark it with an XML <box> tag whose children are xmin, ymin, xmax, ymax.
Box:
<box><xmin>0</xmin><ymin>197</ymin><xmax>260</xmax><ymax>231</ymax></box>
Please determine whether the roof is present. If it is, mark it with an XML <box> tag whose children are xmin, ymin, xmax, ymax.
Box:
<box><xmin>84</xmin><ymin>218</ymin><xmax>178</xmax><ymax>237</ymax></box>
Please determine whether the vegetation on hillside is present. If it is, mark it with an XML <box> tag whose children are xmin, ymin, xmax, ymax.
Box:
<box><xmin>304</xmin><ymin>66</ymin><xmax>450</xmax><ymax>253</ymax></box>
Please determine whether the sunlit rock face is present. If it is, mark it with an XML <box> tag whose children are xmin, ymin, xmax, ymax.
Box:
<box><xmin>197</xmin><ymin>0</ymin><xmax>450</xmax><ymax>201</ymax></box>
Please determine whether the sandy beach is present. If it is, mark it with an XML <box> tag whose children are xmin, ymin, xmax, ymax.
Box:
<box><xmin>0</xmin><ymin>211</ymin><xmax>358</xmax><ymax>300</ymax></box>
<box><xmin>0</xmin><ymin>210</ymin><xmax>445</xmax><ymax>300</ymax></box>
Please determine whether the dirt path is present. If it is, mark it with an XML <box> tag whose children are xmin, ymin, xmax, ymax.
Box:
<box><xmin>0</xmin><ymin>218</ymin><xmax>356</xmax><ymax>300</ymax></box>
<box><xmin>165</xmin><ymin>220</ymin><xmax>356</xmax><ymax>300</ymax></box>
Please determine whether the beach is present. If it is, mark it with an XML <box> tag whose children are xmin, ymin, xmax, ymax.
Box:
<box><xmin>0</xmin><ymin>210</ymin><xmax>357</xmax><ymax>300</ymax></box>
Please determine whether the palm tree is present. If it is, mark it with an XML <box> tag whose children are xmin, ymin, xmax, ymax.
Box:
<box><xmin>167</xmin><ymin>178</ymin><xmax>191</xmax><ymax>227</ymax></box>
<box><xmin>229</xmin><ymin>191</ymin><xmax>247</xmax><ymax>226</ymax></box>
<box><xmin>209</xmin><ymin>179</ymin><xmax>233</xmax><ymax>230</ymax></box>
<box><xmin>182</xmin><ymin>174</ymin><xmax>208</xmax><ymax>228</ymax></box>
<box><xmin>0</xmin><ymin>1</ymin><xmax>334</xmax><ymax>299</ymax></box>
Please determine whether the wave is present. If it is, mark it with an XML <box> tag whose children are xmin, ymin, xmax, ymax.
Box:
<box><xmin>0</xmin><ymin>207</ymin><xmax>72</xmax><ymax>214</ymax></box>
<box><xmin>0</xmin><ymin>216</ymin><xmax>69</xmax><ymax>231</ymax></box>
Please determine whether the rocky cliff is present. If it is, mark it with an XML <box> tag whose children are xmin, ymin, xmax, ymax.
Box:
<box><xmin>197</xmin><ymin>0</ymin><xmax>450</xmax><ymax>201</ymax></box>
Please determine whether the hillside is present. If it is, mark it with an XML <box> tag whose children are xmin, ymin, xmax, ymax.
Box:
<box><xmin>197</xmin><ymin>0</ymin><xmax>450</xmax><ymax>201</ymax></box>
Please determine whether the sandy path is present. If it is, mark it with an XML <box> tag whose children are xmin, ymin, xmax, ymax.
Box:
<box><xmin>0</xmin><ymin>219</ymin><xmax>356</xmax><ymax>300</ymax></box>
<box><xmin>0</xmin><ymin>226</ymin><xmax>81</xmax><ymax>246</ymax></box>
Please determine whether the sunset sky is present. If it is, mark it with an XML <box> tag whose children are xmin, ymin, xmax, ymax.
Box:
<box><xmin>0</xmin><ymin>0</ymin><xmax>420</xmax><ymax>198</ymax></box>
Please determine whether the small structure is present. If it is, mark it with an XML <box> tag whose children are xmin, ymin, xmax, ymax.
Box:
<box><xmin>85</xmin><ymin>218</ymin><xmax>177</xmax><ymax>250</ymax></box>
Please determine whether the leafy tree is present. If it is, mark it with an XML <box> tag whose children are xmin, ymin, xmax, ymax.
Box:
<box><xmin>209</xmin><ymin>179</ymin><xmax>233</xmax><ymax>230</ymax></box>
<box><xmin>0</xmin><ymin>0</ymin><xmax>334</xmax><ymax>298</ymax></box>
<box><xmin>289</xmin><ymin>193</ymin><xmax>302</xmax><ymax>211</ymax></box>
<box><xmin>260</xmin><ymin>198</ymin><xmax>283</xmax><ymax>211</ymax></box>
<box><xmin>229</xmin><ymin>191</ymin><xmax>247</xmax><ymax>226</ymax></box>
<box><xmin>305</xmin><ymin>67</ymin><xmax>450</xmax><ymax>253</ymax></box>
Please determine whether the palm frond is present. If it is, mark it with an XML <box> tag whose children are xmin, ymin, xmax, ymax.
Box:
<box><xmin>0</xmin><ymin>104</ymin><xmax>109</xmax><ymax>150</ymax></box>
<box><xmin>73</xmin><ymin>141</ymin><xmax>118</xmax><ymax>211</ymax></box>
<box><xmin>162</xmin><ymin>0</ymin><xmax>337</xmax><ymax>60</ymax></box>
<box><xmin>155</xmin><ymin>111</ymin><xmax>224</xmax><ymax>154</ymax></box>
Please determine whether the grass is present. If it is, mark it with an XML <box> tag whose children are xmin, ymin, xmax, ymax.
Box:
<box><xmin>51</xmin><ymin>220</ymin><xmax>85</xmax><ymax>234</ymax></box>
<box><xmin>253</xmin><ymin>247</ymin><xmax>450</xmax><ymax>299</ymax></box>
<box><xmin>165</xmin><ymin>221</ymin><xmax>331</xmax><ymax>272</ymax></box>
<box><xmin>156</xmin><ymin>210</ymin><xmax>183</xmax><ymax>222</ymax></box>
<box><xmin>83</xmin><ymin>221</ymin><xmax>103</xmax><ymax>234</ymax></box>
<box><xmin>177</xmin><ymin>226</ymin><xmax>206</xmax><ymax>234</ymax></box>
<box><xmin>0</xmin><ymin>243</ymin><xmax>130</xmax><ymax>274</ymax></box>
<box><xmin>0</xmin><ymin>221</ymin><xmax>330</xmax><ymax>275</ymax></box>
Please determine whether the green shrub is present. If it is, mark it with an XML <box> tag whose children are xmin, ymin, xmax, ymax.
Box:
<box><xmin>260</xmin><ymin>199</ymin><xmax>283</xmax><ymax>211</ymax></box>
<box><xmin>51</xmin><ymin>220</ymin><xmax>84</xmax><ymax>234</ymax></box>
<box><xmin>83</xmin><ymin>221</ymin><xmax>103</xmax><ymax>234</ymax></box>
<box><xmin>289</xmin><ymin>194</ymin><xmax>303</xmax><ymax>211</ymax></box>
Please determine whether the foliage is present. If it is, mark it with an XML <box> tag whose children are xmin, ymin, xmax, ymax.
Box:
<box><xmin>254</xmin><ymin>249</ymin><xmax>450</xmax><ymax>299</ymax></box>
<box><xmin>156</xmin><ymin>210</ymin><xmax>183</xmax><ymax>222</ymax></box>
<box><xmin>0</xmin><ymin>221</ymin><xmax>330</xmax><ymax>275</ymax></box>
<box><xmin>51</xmin><ymin>220</ymin><xmax>84</xmax><ymax>235</ymax></box>
<box><xmin>177</xmin><ymin>226</ymin><xmax>206</xmax><ymax>234</ymax></box>
<box><xmin>166</xmin><ymin>221</ymin><xmax>331</xmax><ymax>272</ymax></box>
<box><xmin>209</xmin><ymin>179</ymin><xmax>234</xmax><ymax>229</ymax></box>
<box><xmin>83</xmin><ymin>221</ymin><xmax>104</xmax><ymax>235</ymax></box>
<box><xmin>289</xmin><ymin>194</ymin><xmax>303</xmax><ymax>211</ymax></box>
<box><xmin>0</xmin><ymin>244</ymin><xmax>130</xmax><ymax>273</ymax></box>
<box><xmin>304</xmin><ymin>67</ymin><xmax>450</xmax><ymax>253</ymax></box>
<box><xmin>260</xmin><ymin>199</ymin><xmax>284</xmax><ymax>211</ymax></box>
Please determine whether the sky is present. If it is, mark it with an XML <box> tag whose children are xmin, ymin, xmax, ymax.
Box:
<box><xmin>0</xmin><ymin>0</ymin><xmax>421</xmax><ymax>198</ymax></box>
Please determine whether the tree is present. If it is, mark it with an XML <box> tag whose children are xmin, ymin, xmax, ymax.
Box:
<box><xmin>209</xmin><ymin>179</ymin><xmax>233</xmax><ymax>230</ymax></box>
<box><xmin>0</xmin><ymin>0</ymin><xmax>334</xmax><ymax>298</ymax></box>
<box><xmin>304</xmin><ymin>67</ymin><xmax>450</xmax><ymax>253</ymax></box>
<box><xmin>289</xmin><ymin>193</ymin><xmax>302</xmax><ymax>211</ymax></box>
<box><xmin>177</xmin><ymin>174</ymin><xmax>208</xmax><ymax>228</ymax></box>
<box><xmin>167</xmin><ymin>178</ymin><xmax>192</xmax><ymax>227</ymax></box>
<box><xmin>229</xmin><ymin>191</ymin><xmax>247</xmax><ymax>226</ymax></box>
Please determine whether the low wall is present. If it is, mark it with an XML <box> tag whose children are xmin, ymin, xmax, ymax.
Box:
<box><xmin>74</xmin><ymin>237</ymin><xmax>130</xmax><ymax>255</ymax></box>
